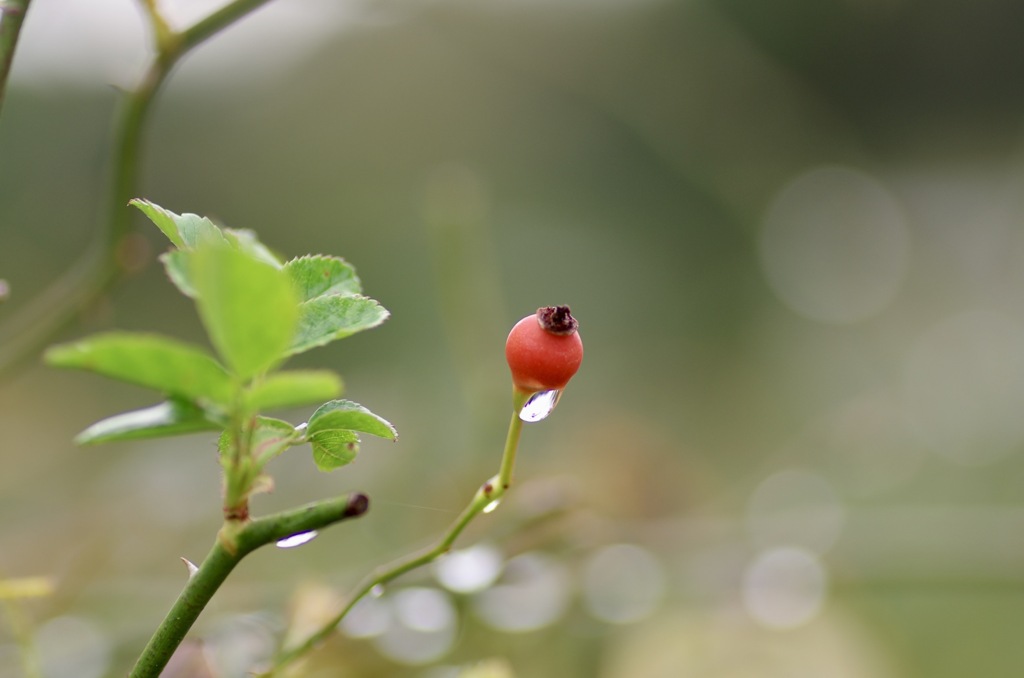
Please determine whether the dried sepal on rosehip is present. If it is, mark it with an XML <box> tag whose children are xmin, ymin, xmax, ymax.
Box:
<box><xmin>505</xmin><ymin>306</ymin><xmax>583</xmax><ymax>394</ymax></box>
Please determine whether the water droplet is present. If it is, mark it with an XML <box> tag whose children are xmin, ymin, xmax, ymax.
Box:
<box><xmin>276</xmin><ymin>530</ymin><xmax>318</xmax><ymax>549</ymax></box>
<box><xmin>519</xmin><ymin>390</ymin><xmax>562</xmax><ymax>423</ymax></box>
<box><xmin>482</xmin><ymin>499</ymin><xmax>501</xmax><ymax>514</ymax></box>
<box><xmin>371</xmin><ymin>584</ymin><xmax>386</xmax><ymax>598</ymax></box>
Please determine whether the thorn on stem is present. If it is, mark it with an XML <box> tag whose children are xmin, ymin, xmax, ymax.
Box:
<box><xmin>181</xmin><ymin>557</ymin><xmax>199</xmax><ymax>579</ymax></box>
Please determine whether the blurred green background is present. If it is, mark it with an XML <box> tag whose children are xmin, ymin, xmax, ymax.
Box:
<box><xmin>4</xmin><ymin>0</ymin><xmax>1024</xmax><ymax>676</ymax></box>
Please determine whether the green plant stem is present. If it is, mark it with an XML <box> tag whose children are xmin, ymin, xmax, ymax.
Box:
<box><xmin>0</xmin><ymin>0</ymin><xmax>276</xmax><ymax>378</ymax></box>
<box><xmin>128</xmin><ymin>491</ymin><xmax>369</xmax><ymax>678</ymax></box>
<box><xmin>0</xmin><ymin>0</ymin><xmax>31</xmax><ymax>119</ymax></box>
<box><xmin>262</xmin><ymin>391</ymin><xmax>531</xmax><ymax>676</ymax></box>
<box><xmin>221</xmin><ymin>409</ymin><xmax>254</xmax><ymax>520</ymax></box>
<box><xmin>180</xmin><ymin>0</ymin><xmax>273</xmax><ymax>49</ymax></box>
<box><xmin>498</xmin><ymin>388</ymin><xmax>528</xmax><ymax>490</ymax></box>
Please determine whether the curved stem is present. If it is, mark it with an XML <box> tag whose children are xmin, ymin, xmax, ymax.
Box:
<box><xmin>263</xmin><ymin>394</ymin><xmax>531</xmax><ymax>676</ymax></box>
<box><xmin>0</xmin><ymin>0</ymin><xmax>276</xmax><ymax>378</ymax></box>
<box><xmin>0</xmin><ymin>0</ymin><xmax>31</xmax><ymax>119</ymax></box>
<box><xmin>128</xmin><ymin>492</ymin><xmax>369</xmax><ymax>678</ymax></box>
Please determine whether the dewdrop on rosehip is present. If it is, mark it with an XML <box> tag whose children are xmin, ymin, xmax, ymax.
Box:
<box><xmin>505</xmin><ymin>306</ymin><xmax>583</xmax><ymax>422</ymax></box>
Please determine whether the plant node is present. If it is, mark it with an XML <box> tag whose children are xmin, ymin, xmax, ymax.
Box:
<box><xmin>224</xmin><ymin>504</ymin><xmax>249</xmax><ymax>522</ymax></box>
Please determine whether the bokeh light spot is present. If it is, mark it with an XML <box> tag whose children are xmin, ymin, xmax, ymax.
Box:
<box><xmin>904</xmin><ymin>310</ymin><xmax>1024</xmax><ymax>465</ymax></box>
<box><xmin>374</xmin><ymin>588</ymin><xmax>457</xmax><ymax>665</ymax></box>
<box><xmin>582</xmin><ymin>543</ymin><xmax>666</xmax><ymax>624</ymax></box>
<box><xmin>472</xmin><ymin>552</ymin><xmax>570</xmax><ymax>632</ymax></box>
<box><xmin>434</xmin><ymin>543</ymin><xmax>504</xmax><ymax>594</ymax></box>
<box><xmin>759</xmin><ymin>165</ymin><xmax>909</xmax><ymax>324</ymax></box>
<box><xmin>743</xmin><ymin>547</ymin><xmax>827</xmax><ymax>630</ymax></box>
<box><xmin>36</xmin><ymin>616</ymin><xmax>112</xmax><ymax>678</ymax></box>
<box><xmin>817</xmin><ymin>392</ymin><xmax>926</xmax><ymax>497</ymax></box>
<box><xmin>746</xmin><ymin>469</ymin><xmax>845</xmax><ymax>554</ymax></box>
<box><xmin>393</xmin><ymin>587</ymin><xmax>456</xmax><ymax>633</ymax></box>
<box><xmin>204</xmin><ymin>613</ymin><xmax>277</xmax><ymax>677</ymax></box>
<box><xmin>340</xmin><ymin>594</ymin><xmax>391</xmax><ymax>639</ymax></box>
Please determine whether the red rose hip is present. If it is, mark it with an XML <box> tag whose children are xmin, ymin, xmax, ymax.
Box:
<box><xmin>505</xmin><ymin>306</ymin><xmax>583</xmax><ymax>393</ymax></box>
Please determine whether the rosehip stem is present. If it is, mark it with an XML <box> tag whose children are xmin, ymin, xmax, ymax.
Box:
<box><xmin>497</xmin><ymin>388</ymin><xmax>530</xmax><ymax>491</ymax></box>
<box><xmin>261</xmin><ymin>389</ymin><xmax>532</xmax><ymax>677</ymax></box>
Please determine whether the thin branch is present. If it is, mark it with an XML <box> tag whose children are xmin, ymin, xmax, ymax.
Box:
<box><xmin>128</xmin><ymin>492</ymin><xmax>370</xmax><ymax>678</ymax></box>
<box><xmin>0</xmin><ymin>0</ymin><xmax>275</xmax><ymax>378</ymax></box>
<box><xmin>0</xmin><ymin>0</ymin><xmax>31</xmax><ymax>118</ymax></box>
<box><xmin>263</xmin><ymin>395</ymin><xmax>530</xmax><ymax>676</ymax></box>
<box><xmin>181</xmin><ymin>0</ymin><xmax>274</xmax><ymax>50</ymax></box>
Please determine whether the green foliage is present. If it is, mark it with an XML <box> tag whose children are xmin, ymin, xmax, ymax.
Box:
<box><xmin>130</xmin><ymin>198</ymin><xmax>223</xmax><ymax>250</ymax></box>
<box><xmin>44</xmin><ymin>332</ymin><xmax>234</xmax><ymax>406</ymax></box>
<box><xmin>284</xmin><ymin>255</ymin><xmax>362</xmax><ymax>301</ymax></box>
<box><xmin>192</xmin><ymin>242</ymin><xmax>299</xmax><ymax>381</ymax></box>
<box><xmin>160</xmin><ymin>250</ymin><xmax>196</xmax><ymax>297</ymax></box>
<box><xmin>245</xmin><ymin>371</ymin><xmax>343</xmax><ymax>412</ymax></box>
<box><xmin>289</xmin><ymin>295</ymin><xmax>389</xmax><ymax>356</ymax></box>
<box><xmin>307</xmin><ymin>399</ymin><xmax>398</xmax><ymax>471</ymax></box>
<box><xmin>75</xmin><ymin>399</ymin><xmax>222</xmax><ymax>445</ymax></box>
<box><xmin>222</xmin><ymin>228</ymin><xmax>283</xmax><ymax>268</ymax></box>
<box><xmin>45</xmin><ymin>199</ymin><xmax>396</xmax><ymax>515</ymax></box>
<box><xmin>310</xmin><ymin>429</ymin><xmax>360</xmax><ymax>471</ymax></box>
<box><xmin>307</xmin><ymin>399</ymin><xmax>398</xmax><ymax>441</ymax></box>
<box><xmin>248</xmin><ymin>416</ymin><xmax>299</xmax><ymax>465</ymax></box>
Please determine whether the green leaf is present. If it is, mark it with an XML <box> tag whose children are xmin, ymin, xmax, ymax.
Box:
<box><xmin>224</xmin><ymin>228</ymin><xmax>283</xmax><ymax>268</ymax></box>
<box><xmin>284</xmin><ymin>255</ymin><xmax>361</xmax><ymax>302</ymax></box>
<box><xmin>250</xmin><ymin>416</ymin><xmax>299</xmax><ymax>465</ymax></box>
<box><xmin>130</xmin><ymin>198</ymin><xmax>184</xmax><ymax>248</ymax></box>
<box><xmin>130</xmin><ymin>198</ymin><xmax>224</xmax><ymax>249</ymax></box>
<box><xmin>192</xmin><ymin>241</ymin><xmax>300</xmax><ymax>381</ymax></box>
<box><xmin>44</xmin><ymin>332</ymin><xmax>234</xmax><ymax>405</ymax></box>
<box><xmin>75</xmin><ymin>399</ymin><xmax>222</xmax><ymax>445</ymax></box>
<box><xmin>161</xmin><ymin>231</ymin><xmax>284</xmax><ymax>300</ymax></box>
<box><xmin>288</xmin><ymin>295</ymin><xmax>389</xmax><ymax>356</ymax></box>
<box><xmin>310</xmin><ymin>429</ymin><xmax>360</xmax><ymax>471</ymax></box>
<box><xmin>245</xmin><ymin>370</ymin><xmax>343</xmax><ymax>412</ymax></box>
<box><xmin>307</xmin><ymin>399</ymin><xmax>397</xmax><ymax>440</ymax></box>
<box><xmin>160</xmin><ymin>250</ymin><xmax>196</xmax><ymax>298</ymax></box>
<box><xmin>305</xmin><ymin>400</ymin><xmax>395</xmax><ymax>472</ymax></box>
